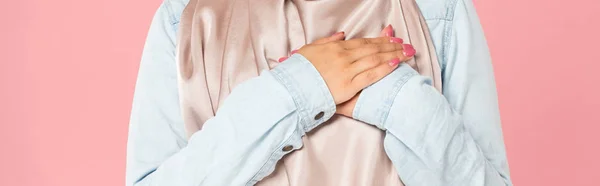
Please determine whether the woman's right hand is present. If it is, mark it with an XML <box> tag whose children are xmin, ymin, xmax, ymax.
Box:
<box><xmin>296</xmin><ymin>32</ymin><xmax>415</xmax><ymax>104</ymax></box>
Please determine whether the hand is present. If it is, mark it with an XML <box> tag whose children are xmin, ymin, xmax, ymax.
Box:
<box><xmin>335</xmin><ymin>25</ymin><xmax>416</xmax><ymax>117</ymax></box>
<box><xmin>295</xmin><ymin>29</ymin><xmax>414</xmax><ymax>105</ymax></box>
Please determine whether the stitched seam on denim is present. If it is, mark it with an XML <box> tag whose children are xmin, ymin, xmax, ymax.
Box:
<box><xmin>271</xmin><ymin>67</ymin><xmax>310</xmax><ymax>132</ymax></box>
<box><xmin>290</xmin><ymin>58</ymin><xmax>316</xmax><ymax>131</ymax></box>
<box><xmin>445</xmin><ymin>0</ymin><xmax>460</xmax><ymax>21</ymax></box>
<box><xmin>424</xmin><ymin>17</ymin><xmax>451</xmax><ymax>21</ymax></box>
<box><xmin>162</xmin><ymin>0</ymin><xmax>179</xmax><ymax>25</ymax></box>
<box><xmin>442</xmin><ymin>0</ymin><xmax>460</xmax><ymax>70</ymax></box>
<box><xmin>422</xmin><ymin>18</ymin><xmax>451</xmax><ymax>74</ymax></box>
<box><xmin>246</xmin><ymin>128</ymin><xmax>302</xmax><ymax>186</ymax></box>
<box><xmin>161</xmin><ymin>0</ymin><xmax>180</xmax><ymax>52</ymax></box>
<box><xmin>292</xmin><ymin>55</ymin><xmax>336</xmax><ymax>132</ymax></box>
<box><xmin>381</xmin><ymin>70</ymin><xmax>418</xmax><ymax>128</ymax></box>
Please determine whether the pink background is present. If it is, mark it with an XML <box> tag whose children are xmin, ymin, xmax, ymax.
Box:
<box><xmin>1</xmin><ymin>0</ymin><xmax>598</xmax><ymax>185</ymax></box>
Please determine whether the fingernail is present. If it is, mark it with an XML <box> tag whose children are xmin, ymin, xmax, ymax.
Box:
<box><xmin>388</xmin><ymin>58</ymin><xmax>401</xmax><ymax>67</ymax></box>
<box><xmin>403</xmin><ymin>44</ymin><xmax>416</xmax><ymax>57</ymax></box>
<box><xmin>290</xmin><ymin>49</ymin><xmax>298</xmax><ymax>54</ymax></box>
<box><xmin>390</xmin><ymin>37</ymin><xmax>403</xmax><ymax>43</ymax></box>
<box><xmin>278</xmin><ymin>56</ymin><xmax>288</xmax><ymax>62</ymax></box>
<box><xmin>385</xmin><ymin>24</ymin><xmax>394</xmax><ymax>37</ymax></box>
<box><xmin>332</xmin><ymin>31</ymin><xmax>345</xmax><ymax>37</ymax></box>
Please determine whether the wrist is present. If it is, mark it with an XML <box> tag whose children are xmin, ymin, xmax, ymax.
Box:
<box><xmin>270</xmin><ymin>54</ymin><xmax>337</xmax><ymax>132</ymax></box>
<box><xmin>352</xmin><ymin>64</ymin><xmax>418</xmax><ymax>129</ymax></box>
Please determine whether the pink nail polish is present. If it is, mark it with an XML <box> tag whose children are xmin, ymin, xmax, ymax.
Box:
<box><xmin>278</xmin><ymin>57</ymin><xmax>288</xmax><ymax>62</ymax></box>
<box><xmin>390</xmin><ymin>37</ymin><xmax>403</xmax><ymax>43</ymax></box>
<box><xmin>291</xmin><ymin>50</ymin><xmax>298</xmax><ymax>54</ymax></box>
<box><xmin>403</xmin><ymin>44</ymin><xmax>416</xmax><ymax>57</ymax></box>
<box><xmin>388</xmin><ymin>58</ymin><xmax>401</xmax><ymax>66</ymax></box>
<box><xmin>332</xmin><ymin>31</ymin><xmax>344</xmax><ymax>37</ymax></box>
<box><xmin>385</xmin><ymin>24</ymin><xmax>394</xmax><ymax>37</ymax></box>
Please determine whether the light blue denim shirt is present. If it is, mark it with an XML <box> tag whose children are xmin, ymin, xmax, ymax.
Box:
<box><xmin>126</xmin><ymin>0</ymin><xmax>512</xmax><ymax>185</ymax></box>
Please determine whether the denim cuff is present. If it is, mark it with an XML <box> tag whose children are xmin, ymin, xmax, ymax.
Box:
<box><xmin>353</xmin><ymin>64</ymin><xmax>419</xmax><ymax>129</ymax></box>
<box><xmin>270</xmin><ymin>54</ymin><xmax>336</xmax><ymax>132</ymax></box>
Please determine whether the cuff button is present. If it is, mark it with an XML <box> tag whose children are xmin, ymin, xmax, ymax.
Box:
<box><xmin>314</xmin><ymin>111</ymin><xmax>325</xmax><ymax>120</ymax></box>
<box><xmin>282</xmin><ymin>145</ymin><xmax>294</xmax><ymax>152</ymax></box>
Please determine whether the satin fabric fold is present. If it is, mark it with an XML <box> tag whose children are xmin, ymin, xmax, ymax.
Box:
<box><xmin>177</xmin><ymin>0</ymin><xmax>441</xmax><ymax>185</ymax></box>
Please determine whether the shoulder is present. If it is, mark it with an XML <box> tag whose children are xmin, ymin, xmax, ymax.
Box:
<box><xmin>415</xmin><ymin>0</ymin><xmax>461</xmax><ymax>21</ymax></box>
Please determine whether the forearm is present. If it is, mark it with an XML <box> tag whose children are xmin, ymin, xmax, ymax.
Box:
<box><xmin>140</xmin><ymin>72</ymin><xmax>296</xmax><ymax>185</ymax></box>
<box><xmin>128</xmin><ymin>54</ymin><xmax>336</xmax><ymax>186</ymax></box>
<box><xmin>353</xmin><ymin>64</ymin><xmax>509</xmax><ymax>185</ymax></box>
<box><xmin>383</xmin><ymin>73</ymin><xmax>507</xmax><ymax>185</ymax></box>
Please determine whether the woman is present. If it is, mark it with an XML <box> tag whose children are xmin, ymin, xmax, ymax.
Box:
<box><xmin>126</xmin><ymin>0</ymin><xmax>512</xmax><ymax>185</ymax></box>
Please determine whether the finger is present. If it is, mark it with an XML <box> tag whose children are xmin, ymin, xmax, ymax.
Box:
<box><xmin>350</xmin><ymin>60</ymin><xmax>401</xmax><ymax>90</ymax></box>
<box><xmin>278</xmin><ymin>56</ymin><xmax>289</xmax><ymax>62</ymax></box>
<box><xmin>346</xmin><ymin>42</ymin><xmax>404</xmax><ymax>61</ymax></box>
<box><xmin>401</xmin><ymin>44</ymin><xmax>416</xmax><ymax>58</ymax></box>
<box><xmin>339</xmin><ymin>37</ymin><xmax>389</xmax><ymax>49</ymax></box>
<box><xmin>312</xmin><ymin>31</ymin><xmax>345</xmax><ymax>44</ymax></box>
<box><xmin>346</xmin><ymin>45</ymin><xmax>412</xmax><ymax>75</ymax></box>
<box><xmin>381</xmin><ymin>24</ymin><xmax>394</xmax><ymax>37</ymax></box>
<box><xmin>340</xmin><ymin>36</ymin><xmax>403</xmax><ymax>50</ymax></box>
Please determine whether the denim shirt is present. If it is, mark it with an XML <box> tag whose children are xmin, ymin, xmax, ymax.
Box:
<box><xmin>126</xmin><ymin>0</ymin><xmax>512</xmax><ymax>185</ymax></box>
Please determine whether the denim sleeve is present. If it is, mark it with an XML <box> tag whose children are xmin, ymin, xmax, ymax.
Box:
<box><xmin>441</xmin><ymin>0</ymin><xmax>512</xmax><ymax>184</ymax></box>
<box><xmin>125</xmin><ymin>0</ymin><xmax>336</xmax><ymax>185</ymax></box>
<box><xmin>126</xmin><ymin>1</ymin><xmax>187</xmax><ymax>185</ymax></box>
<box><xmin>352</xmin><ymin>0</ymin><xmax>512</xmax><ymax>185</ymax></box>
<box><xmin>136</xmin><ymin>55</ymin><xmax>334</xmax><ymax>186</ymax></box>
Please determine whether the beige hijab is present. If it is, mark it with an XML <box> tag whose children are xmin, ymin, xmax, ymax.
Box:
<box><xmin>177</xmin><ymin>0</ymin><xmax>441</xmax><ymax>185</ymax></box>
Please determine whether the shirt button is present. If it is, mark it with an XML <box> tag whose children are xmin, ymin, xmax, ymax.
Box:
<box><xmin>314</xmin><ymin>111</ymin><xmax>325</xmax><ymax>120</ymax></box>
<box><xmin>282</xmin><ymin>145</ymin><xmax>294</xmax><ymax>152</ymax></box>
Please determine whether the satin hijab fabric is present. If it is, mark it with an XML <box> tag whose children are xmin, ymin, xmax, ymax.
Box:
<box><xmin>177</xmin><ymin>0</ymin><xmax>441</xmax><ymax>185</ymax></box>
